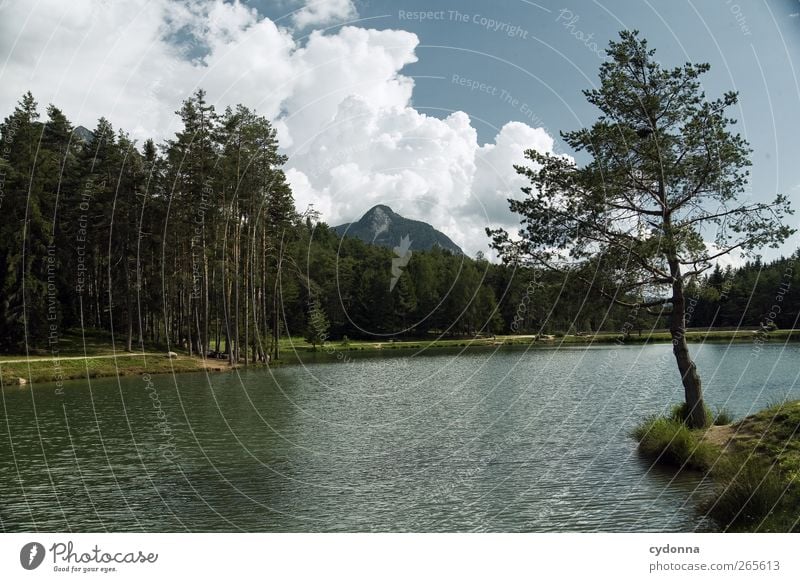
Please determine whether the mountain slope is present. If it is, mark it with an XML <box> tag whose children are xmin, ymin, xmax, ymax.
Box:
<box><xmin>73</xmin><ymin>125</ymin><xmax>94</xmax><ymax>143</ymax></box>
<box><xmin>333</xmin><ymin>205</ymin><xmax>464</xmax><ymax>255</ymax></box>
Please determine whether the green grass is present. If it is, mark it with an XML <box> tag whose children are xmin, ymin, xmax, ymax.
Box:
<box><xmin>630</xmin><ymin>415</ymin><xmax>721</xmax><ymax>471</ymax></box>
<box><xmin>562</xmin><ymin>328</ymin><xmax>800</xmax><ymax>345</ymax></box>
<box><xmin>6</xmin><ymin>326</ymin><xmax>800</xmax><ymax>391</ymax></box>
<box><xmin>666</xmin><ymin>402</ymin><xmax>733</xmax><ymax>427</ymax></box>
<box><xmin>729</xmin><ymin>401</ymin><xmax>800</xmax><ymax>483</ymax></box>
<box><xmin>0</xmin><ymin>328</ymin><xmax>234</xmax><ymax>385</ymax></box>
<box><xmin>632</xmin><ymin>400</ymin><xmax>800</xmax><ymax>532</ymax></box>
<box><xmin>7</xmin><ymin>326</ymin><xmax>800</xmax><ymax>365</ymax></box>
<box><xmin>0</xmin><ymin>328</ymin><xmax>169</xmax><ymax>361</ymax></box>
<box><xmin>705</xmin><ymin>453</ymin><xmax>797</xmax><ymax>532</ymax></box>
<box><xmin>0</xmin><ymin>354</ymin><xmax>212</xmax><ymax>386</ymax></box>
<box><xmin>275</xmin><ymin>328</ymin><xmax>800</xmax><ymax>354</ymax></box>
<box><xmin>713</xmin><ymin>408</ymin><xmax>735</xmax><ymax>426</ymax></box>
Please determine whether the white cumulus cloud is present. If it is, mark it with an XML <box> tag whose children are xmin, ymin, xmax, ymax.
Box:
<box><xmin>292</xmin><ymin>0</ymin><xmax>358</xmax><ymax>29</ymax></box>
<box><xmin>0</xmin><ymin>0</ymin><xmax>561</xmax><ymax>257</ymax></box>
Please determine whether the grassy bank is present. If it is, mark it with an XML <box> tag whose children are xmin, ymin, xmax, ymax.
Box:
<box><xmin>632</xmin><ymin>402</ymin><xmax>800</xmax><ymax>532</ymax></box>
<box><xmin>0</xmin><ymin>329</ymin><xmax>234</xmax><ymax>386</ymax></box>
<box><xmin>281</xmin><ymin>327</ymin><xmax>800</xmax><ymax>354</ymax></box>
<box><xmin>4</xmin><ymin>326</ymin><xmax>800</xmax><ymax>386</ymax></box>
<box><xmin>0</xmin><ymin>353</ymin><xmax>224</xmax><ymax>386</ymax></box>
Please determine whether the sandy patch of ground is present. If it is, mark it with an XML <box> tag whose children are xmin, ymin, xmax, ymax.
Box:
<box><xmin>702</xmin><ymin>424</ymin><xmax>736</xmax><ymax>449</ymax></box>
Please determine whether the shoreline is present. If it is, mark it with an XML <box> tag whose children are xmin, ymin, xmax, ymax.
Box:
<box><xmin>632</xmin><ymin>402</ymin><xmax>800</xmax><ymax>532</ymax></box>
<box><xmin>4</xmin><ymin>335</ymin><xmax>797</xmax><ymax>532</ymax></box>
<box><xmin>0</xmin><ymin>353</ymin><xmax>228</xmax><ymax>387</ymax></box>
<box><xmin>2</xmin><ymin>328</ymin><xmax>799</xmax><ymax>387</ymax></box>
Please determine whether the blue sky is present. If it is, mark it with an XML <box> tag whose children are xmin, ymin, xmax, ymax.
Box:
<box><xmin>2</xmin><ymin>0</ymin><xmax>800</xmax><ymax>258</ymax></box>
<box><xmin>287</xmin><ymin>0</ymin><xmax>800</xmax><ymax>258</ymax></box>
<box><xmin>276</xmin><ymin>0</ymin><xmax>800</xmax><ymax>200</ymax></box>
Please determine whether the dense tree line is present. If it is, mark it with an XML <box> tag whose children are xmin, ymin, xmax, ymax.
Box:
<box><xmin>0</xmin><ymin>90</ymin><xmax>294</xmax><ymax>363</ymax></box>
<box><xmin>685</xmin><ymin>254</ymin><xmax>800</xmax><ymax>331</ymax></box>
<box><xmin>0</xmin><ymin>91</ymin><xmax>797</xmax><ymax>359</ymax></box>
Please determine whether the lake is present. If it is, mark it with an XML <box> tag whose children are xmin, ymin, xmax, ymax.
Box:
<box><xmin>2</xmin><ymin>342</ymin><xmax>798</xmax><ymax>532</ymax></box>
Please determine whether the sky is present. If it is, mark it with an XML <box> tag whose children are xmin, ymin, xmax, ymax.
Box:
<box><xmin>1</xmin><ymin>0</ymin><xmax>800</xmax><ymax>259</ymax></box>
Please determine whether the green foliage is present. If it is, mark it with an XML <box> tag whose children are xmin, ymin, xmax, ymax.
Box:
<box><xmin>713</xmin><ymin>408</ymin><xmax>735</xmax><ymax>426</ymax></box>
<box><xmin>631</xmin><ymin>416</ymin><xmax>719</xmax><ymax>471</ymax></box>
<box><xmin>490</xmin><ymin>30</ymin><xmax>793</xmax><ymax>285</ymax></box>
<box><xmin>708</xmin><ymin>400</ymin><xmax>800</xmax><ymax>531</ymax></box>
<box><xmin>0</xmin><ymin>92</ymin><xmax>54</xmax><ymax>349</ymax></box>
<box><xmin>668</xmin><ymin>402</ymin><xmax>711</xmax><ymax>426</ymax></box>
<box><xmin>0</xmin><ymin>90</ymin><xmax>297</xmax><ymax>363</ymax></box>
<box><xmin>633</xmin><ymin>401</ymin><xmax>800</xmax><ymax>532</ymax></box>
<box><xmin>1</xmin><ymin>85</ymin><xmax>799</xmax><ymax>356</ymax></box>
<box><xmin>491</xmin><ymin>29</ymin><xmax>794</xmax><ymax>428</ymax></box>
<box><xmin>0</xmin><ymin>352</ymin><xmax>206</xmax><ymax>386</ymax></box>
<box><xmin>668</xmin><ymin>401</ymin><xmax>733</xmax><ymax>427</ymax></box>
<box><xmin>706</xmin><ymin>454</ymin><xmax>797</xmax><ymax>532</ymax></box>
<box><xmin>305</xmin><ymin>298</ymin><xmax>330</xmax><ymax>350</ymax></box>
<box><xmin>733</xmin><ymin>401</ymin><xmax>800</xmax><ymax>479</ymax></box>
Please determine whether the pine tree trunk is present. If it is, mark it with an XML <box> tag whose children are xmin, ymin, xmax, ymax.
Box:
<box><xmin>224</xmin><ymin>274</ymin><xmax>233</xmax><ymax>365</ymax></box>
<box><xmin>244</xmin><ymin>220</ymin><xmax>250</xmax><ymax>367</ymax></box>
<box><xmin>187</xmin><ymin>287</ymin><xmax>193</xmax><ymax>356</ymax></box>
<box><xmin>233</xmin><ymin>219</ymin><xmax>240</xmax><ymax>364</ymax></box>
<box><xmin>272</xmin><ymin>250</ymin><xmax>281</xmax><ymax>361</ymax></box>
<box><xmin>125</xmin><ymin>253</ymin><xmax>133</xmax><ymax>352</ymax></box>
<box><xmin>669</xmin><ymin>263</ymin><xmax>707</xmax><ymax>429</ymax></box>
<box><xmin>203</xmin><ymin>227</ymin><xmax>209</xmax><ymax>358</ymax></box>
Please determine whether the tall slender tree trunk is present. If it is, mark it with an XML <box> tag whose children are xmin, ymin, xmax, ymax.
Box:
<box><xmin>262</xmin><ymin>239</ymin><xmax>269</xmax><ymax>363</ymax></box>
<box><xmin>233</xmin><ymin>219</ymin><xmax>240</xmax><ymax>364</ymax></box>
<box><xmin>244</xmin><ymin>219</ymin><xmax>250</xmax><ymax>367</ymax></box>
<box><xmin>125</xmin><ymin>285</ymin><xmax>133</xmax><ymax>351</ymax></box>
<box><xmin>94</xmin><ymin>262</ymin><xmax>102</xmax><ymax>328</ymax></box>
<box><xmin>202</xmin><ymin>234</ymin><xmax>209</xmax><ymax>357</ymax></box>
<box><xmin>669</xmin><ymin>259</ymin><xmax>707</xmax><ymax>429</ymax></box>
<box><xmin>187</xmin><ymin>290</ymin><xmax>193</xmax><ymax>356</ymax></box>
<box><xmin>124</xmin><ymin>246</ymin><xmax>133</xmax><ymax>352</ymax></box>
<box><xmin>272</xmin><ymin>248</ymin><xmax>282</xmax><ymax>361</ymax></box>
<box><xmin>220</xmin><ymin>196</ymin><xmax>234</xmax><ymax>365</ymax></box>
<box><xmin>224</xmin><ymin>273</ymin><xmax>233</xmax><ymax>365</ymax></box>
<box><xmin>212</xmin><ymin>267</ymin><xmax>220</xmax><ymax>355</ymax></box>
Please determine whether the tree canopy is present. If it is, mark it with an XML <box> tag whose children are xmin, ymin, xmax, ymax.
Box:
<box><xmin>489</xmin><ymin>30</ymin><xmax>794</xmax><ymax>427</ymax></box>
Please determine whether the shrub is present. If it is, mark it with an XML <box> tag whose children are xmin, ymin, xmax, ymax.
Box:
<box><xmin>713</xmin><ymin>408</ymin><xmax>734</xmax><ymax>426</ymax></box>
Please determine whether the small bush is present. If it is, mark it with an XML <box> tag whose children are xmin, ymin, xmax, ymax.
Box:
<box><xmin>713</xmin><ymin>408</ymin><xmax>734</xmax><ymax>426</ymax></box>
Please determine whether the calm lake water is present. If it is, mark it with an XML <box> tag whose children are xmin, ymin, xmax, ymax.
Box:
<box><xmin>2</xmin><ymin>342</ymin><xmax>799</xmax><ymax>532</ymax></box>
